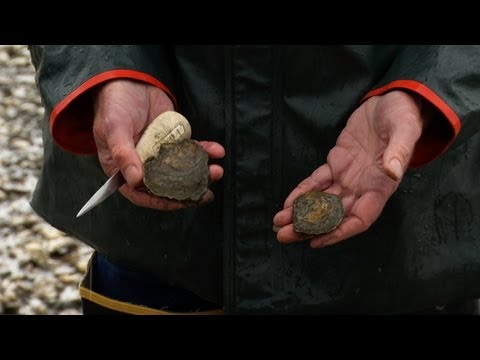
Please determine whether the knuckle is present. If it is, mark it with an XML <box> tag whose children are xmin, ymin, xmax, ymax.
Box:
<box><xmin>126</xmin><ymin>194</ymin><xmax>141</xmax><ymax>207</ymax></box>
<box><xmin>110</xmin><ymin>145</ymin><xmax>130</xmax><ymax>164</ymax></box>
<box><xmin>394</xmin><ymin>143</ymin><xmax>411</xmax><ymax>163</ymax></box>
<box><xmin>130</xmin><ymin>198</ymin><xmax>143</xmax><ymax>207</ymax></box>
<box><xmin>358</xmin><ymin>218</ymin><xmax>372</xmax><ymax>233</ymax></box>
<box><xmin>92</xmin><ymin>122</ymin><xmax>102</xmax><ymax>139</ymax></box>
<box><xmin>145</xmin><ymin>196</ymin><xmax>161</xmax><ymax>209</ymax></box>
<box><xmin>327</xmin><ymin>147</ymin><xmax>342</xmax><ymax>161</ymax></box>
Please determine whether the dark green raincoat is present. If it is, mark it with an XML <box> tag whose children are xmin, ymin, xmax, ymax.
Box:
<box><xmin>29</xmin><ymin>45</ymin><xmax>480</xmax><ymax>314</ymax></box>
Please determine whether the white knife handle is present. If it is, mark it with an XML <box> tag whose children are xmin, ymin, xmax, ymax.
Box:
<box><xmin>135</xmin><ymin>111</ymin><xmax>192</xmax><ymax>163</ymax></box>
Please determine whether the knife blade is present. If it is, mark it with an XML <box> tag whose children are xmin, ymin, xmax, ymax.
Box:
<box><xmin>75</xmin><ymin>111</ymin><xmax>192</xmax><ymax>218</ymax></box>
<box><xmin>76</xmin><ymin>170</ymin><xmax>125</xmax><ymax>217</ymax></box>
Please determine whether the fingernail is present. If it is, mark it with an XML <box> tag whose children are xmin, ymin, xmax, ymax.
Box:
<box><xmin>388</xmin><ymin>158</ymin><xmax>403</xmax><ymax>180</ymax></box>
<box><xmin>272</xmin><ymin>225</ymin><xmax>281</xmax><ymax>233</ymax></box>
<box><xmin>125</xmin><ymin>165</ymin><xmax>138</xmax><ymax>185</ymax></box>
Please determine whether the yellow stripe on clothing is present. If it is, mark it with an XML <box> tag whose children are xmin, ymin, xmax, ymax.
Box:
<box><xmin>79</xmin><ymin>286</ymin><xmax>224</xmax><ymax>315</ymax></box>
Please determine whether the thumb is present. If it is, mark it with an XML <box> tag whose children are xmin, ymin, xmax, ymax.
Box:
<box><xmin>107</xmin><ymin>122</ymin><xmax>143</xmax><ymax>187</ymax></box>
<box><xmin>383</xmin><ymin>123</ymin><xmax>421</xmax><ymax>181</ymax></box>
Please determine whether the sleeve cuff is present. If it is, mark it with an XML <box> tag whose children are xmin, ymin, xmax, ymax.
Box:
<box><xmin>362</xmin><ymin>80</ymin><xmax>461</xmax><ymax>167</ymax></box>
<box><xmin>50</xmin><ymin>69</ymin><xmax>177</xmax><ymax>155</ymax></box>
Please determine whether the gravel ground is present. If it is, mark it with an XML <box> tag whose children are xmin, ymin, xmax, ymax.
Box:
<box><xmin>0</xmin><ymin>45</ymin><xmax>93</xmax><ymax>315</ymax></box>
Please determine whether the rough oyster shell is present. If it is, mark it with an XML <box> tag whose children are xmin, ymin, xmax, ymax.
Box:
<box><xmin>143</xmin><ymin>140</ymin><xmax>209</xmax><ymax>201</ymax></box>
<box><xmin>293</xmin><ymin>191</ymin><xmax>344</xmax><ymax>235</ymax></box>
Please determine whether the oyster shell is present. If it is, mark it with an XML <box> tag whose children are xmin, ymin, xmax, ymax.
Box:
<box><xmin>293</xmin><ymin>191</ymin><xmax>344</xmax><ymax>235</ymax></box>
<box><xmin>143</xmin><ymin>140</ymin><xmax>209</xmax><ymax>201</ymax></box>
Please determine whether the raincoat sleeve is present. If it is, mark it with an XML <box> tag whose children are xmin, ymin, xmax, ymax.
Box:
<box><xmin>362</xmin><ymin>45</ymin><xmax>480</xmax><ymax>167</ymax></box>
<box><xmin>29</xmin><ymin>45</ymin><xmax>176</xmax><ymax>155</ymax></box>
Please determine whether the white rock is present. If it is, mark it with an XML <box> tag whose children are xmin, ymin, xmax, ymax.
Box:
<box><xmin>10</xmin><ymin>57</ymin><xmax>30</xmax><ymax>67</ymax></box>
<box><xmin>15</xmin><ymin>74</ymin><xmax>35</xmax><ymax>84</ymax></box>
<box><xmin>75</xmin><ymin>248</ymin><xmax>94</xmax><ymax>272</ymax></box>
<box><xmin>59</xmin><ymin>286</ymin><xmax>80</xmax><ymax>304</ymax></box>
<box><xmin>0</xmin><ymin>51</ymin><xmax>9</xmax><ymax>64</ymax></box>
<box><xmin>58</xmin><ymin>273</ymin><xmax>80</xmax><ymax>284</ymax></box>
<box><xmin>54</xmin><ymin>264</ymin><xmax>76</xmax><ymax>276</ymax></box>
<box><xmin>6</xmin><ymin>106</ymin><xmax>18</xmax><ymax>118</ymax></box>
<box><xmin>19</xmin><ymin>306</ymin><xmax>35</xmax><ymax>315</ymax></box>
<box><xmin>12</xmin><ymin>86</ymin><xmax>27</xmax><ymax>99</ymax></box>
<box><xmin>18</xmin><ymin>102</ymin><xmax>38</xmax><ymax>113</ymax></box>
<box><xmin>10</xmin><ymin>215</ymin><xmax>31</xmax><ymax>228</ymax></box>
<box><xmin>35</xmin><ymin>281</ymin><xmax>58</xmax><ymax>304</ymax></box>
<box><xmin>2</xmin><ymin>281</ymin><xmax>17</xmax><ymax>302</ymax></box>
<box><xmin>29</xmin><ymin>298</ymin><xmax>47</xmax><ymax>314</ymax></box>
<box><xmin>10</xmin><ymin>168</ymin><xmax>25</xmax><ymax>181</ymax></box>
<box><xmin>10</xmin><ymin>137</ymin><xmax>30</xmax><ymax>150</ymax></box>
<box><xmin>58</xmin><ymin>308</ymin><xmax>82</xmax><ymax>315</ymax></box>
<box><xmin>0</xmin><ymin>189</ymin><xmax>6</xmax><ymax>201</ymax></box>
<box><xmin>9</xmin><ymin>198</ymin><xmax>32</xmax><ymax>214</ymax></box>
<box><xmin>24</xmin><ymin>241</ymin><xmax>48</xmax><ymax>264</ymax></box>
<box><xmin>32</xmin><ymin>223</ymin><xmax>65</xmax><ymax>240</ymax></box>
<box><xmin>48</xmin><ymin>236</ymin><xmax>76</xmax><ymax>255</ymax></box>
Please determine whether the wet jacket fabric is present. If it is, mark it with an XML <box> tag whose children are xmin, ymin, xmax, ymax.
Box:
<box><xmin>29</xmin><ymin>45</ymin><xmax>480</xmax><ymax>313</ymax></box>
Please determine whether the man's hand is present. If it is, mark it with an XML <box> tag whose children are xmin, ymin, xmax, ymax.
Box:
<box><xmin>93</xmin><ymin>79</ymin><xmax>225</xmax><ymax>210</ymax></box>
<box><xmin>273</xmin><ymin>91</ymin><xmax>431</xmax><ymax>248</ymax></box>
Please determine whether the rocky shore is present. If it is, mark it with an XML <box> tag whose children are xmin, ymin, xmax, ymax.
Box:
<box><xmin>0</xmin><ymin>45</ymin><xmax>93</xmax><ymax>315</ymax></box>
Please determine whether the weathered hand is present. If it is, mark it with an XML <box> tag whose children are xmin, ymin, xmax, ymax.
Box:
<box><xmin>273</xmin><ymin>91</ymin><xmax>431</xmax><ymax>248</ymax></box>
<box><xmin>93</xmin><ymin>79</ymin><xmax>225</xmax><ymax>210</ymax></box>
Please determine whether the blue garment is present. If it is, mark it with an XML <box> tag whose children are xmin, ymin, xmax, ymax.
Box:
<box><xmin>90</xmin><ymin>253</ymin><xmax>219</xmax><ymax>312</ymax></box>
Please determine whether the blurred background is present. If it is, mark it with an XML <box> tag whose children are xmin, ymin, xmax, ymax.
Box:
<box><xmin>0</xmin><ymin>45</ymin><xmax>93</xmax><ymax>314</ymax></box>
